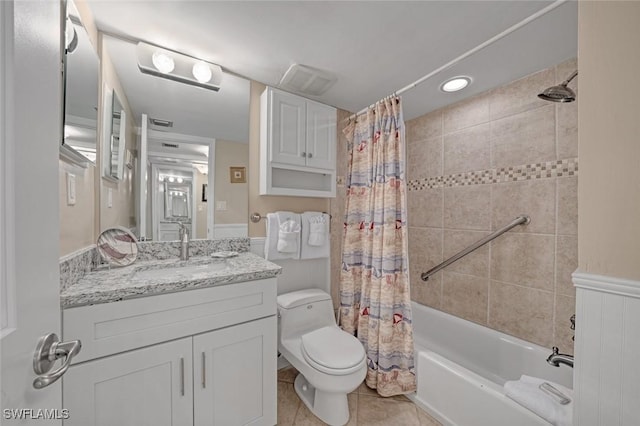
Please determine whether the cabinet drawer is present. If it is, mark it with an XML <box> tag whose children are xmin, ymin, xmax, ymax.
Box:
<box><xmin>64</xmin><ymin>278</ymin><xmax>277</xmax><ymax>363</ymax></box>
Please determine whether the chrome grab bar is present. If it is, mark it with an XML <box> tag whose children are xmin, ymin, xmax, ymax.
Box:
<box><xmin>421</xmin><ymin>215</ymin><xmax>530</xmax><ymax>281</ymax></box>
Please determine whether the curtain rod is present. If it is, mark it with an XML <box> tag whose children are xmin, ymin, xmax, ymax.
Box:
<box><xmin>342</xmin><ymin>0</ymin><xmax>567</xmax><ymax>123</ymax></box>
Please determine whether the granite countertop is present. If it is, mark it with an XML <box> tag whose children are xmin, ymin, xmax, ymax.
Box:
<box><xmin>61</xmin><ymin>252</ymin><xmax>282</xmax><ymax>309</ymax></box>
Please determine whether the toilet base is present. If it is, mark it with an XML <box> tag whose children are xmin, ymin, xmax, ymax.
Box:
<box><xmin>294</xmin><ymin>373</ymin><xmax>350</xmax><ymax>426</ymax></box>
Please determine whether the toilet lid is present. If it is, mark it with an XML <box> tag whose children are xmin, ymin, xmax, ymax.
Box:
<box><xmin>301</xmin><ymin>327</ymin><xmax>365</xmax><ymax>371</ymax></box>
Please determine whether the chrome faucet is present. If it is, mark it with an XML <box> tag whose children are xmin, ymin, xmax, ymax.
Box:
<box><xmin>547</xmin><ymin>346</ymin><xmax>574</xmax><ymax>368</ymax></box>
<box><xmin>177</xmin><ymin>222</ymin><xmax>190</xmax><ymax>261</ymax></box>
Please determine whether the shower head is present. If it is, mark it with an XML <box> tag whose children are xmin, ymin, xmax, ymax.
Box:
<box><xmin>538</xmin><ymin>70</ymin><xmax>578</xmax><ymax>103</ymax></box>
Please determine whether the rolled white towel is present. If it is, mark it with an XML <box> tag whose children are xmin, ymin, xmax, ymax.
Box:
<box><xmin>276</xmin><ymin>213</ymin><xmax>301</xmax><ymax>254</ymax></box>
<box><xmin>504</xmin><ymin>375</ymin><xmax>573</xmax><ymax>426</ymax></box>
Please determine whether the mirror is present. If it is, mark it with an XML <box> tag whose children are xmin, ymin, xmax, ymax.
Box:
<box><xmin>61</xmin><ymin>0</ymin><xmax>99</xmax><ymax>165</ymax></box>
<box><xmin>98</xmin><ymin>35</ymin><xmax>250</xmax><ymax>241</ymax></box>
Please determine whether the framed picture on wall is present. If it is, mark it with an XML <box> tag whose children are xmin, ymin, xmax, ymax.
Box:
<box><xmin>230</xmin><ymin>166</ymin><xmax>246</xmax><ymax>183</ymax></box>
<box><xmin>202</xmin><ymin>184</ymin><xmax>207</xmax><ymax>202</ymax></box>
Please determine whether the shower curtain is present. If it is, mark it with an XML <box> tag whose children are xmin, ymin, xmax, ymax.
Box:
<box><xmin>340</xmin><ymin>97</ymin><xmax>416</xmax><ymax>396</ymax></box>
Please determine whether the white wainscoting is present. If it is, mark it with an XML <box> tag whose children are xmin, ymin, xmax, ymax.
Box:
<box><xmin>573</xmin><ymin>271</ymin><xmax>640</xmax><ymax>426</ymax></box>
<box><xmin>213</xmin><ymin>223</ymin><xmax>248</xmax><ymax>239</ymax></box>
<box><xmin>250</xmin><ymin>237</ymin><xmax>330</xmax><ymax>296</ymax></box>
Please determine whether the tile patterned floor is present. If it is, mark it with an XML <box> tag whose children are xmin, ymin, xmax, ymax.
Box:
<box><xmin>277</xmin><ymin>368</ymin><xmax>442</xmax><ymax>426</ymax></box>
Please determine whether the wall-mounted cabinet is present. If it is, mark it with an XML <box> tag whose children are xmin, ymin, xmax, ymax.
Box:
<box><xmin>260</xmin><ymin>87</ymin><xmax>336</xmax><ymax>197</ymax></box>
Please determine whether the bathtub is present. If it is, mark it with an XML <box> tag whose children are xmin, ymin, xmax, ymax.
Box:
<box><xmin>408</xmin><ymin>302</ymin><xmax>573</xmax><ymax>426</ymax></box>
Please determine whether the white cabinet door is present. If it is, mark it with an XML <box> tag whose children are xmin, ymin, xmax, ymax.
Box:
<box><xmin>193</xmin><ymin>316</ymin><xmax>277</xmax><ymax>426</ymax></box>
<box><xmin>305</xmin><ymin>101</ymin><xmax>336</xmax><ymax>170</ymax></box>
<box><xmin>270</xmin><ymin>90</ymin><xmax>306</xmax><ymax>166</ymax></box>
<box><xmin>63</xmin><ymin>338</ymin><xmax>193</xmax><ymax>426</ymax></box>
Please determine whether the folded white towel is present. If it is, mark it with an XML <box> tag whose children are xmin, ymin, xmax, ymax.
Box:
<box><xmin>264</xmin><ymin>213</ymin><xmax>299</xmax><ymax>260</ymax></box>
<box><xmin>308</xmin><ymin>215</ymin><xmax>327</xmax><ymax>246</ymax></box>
<box><xmin>504</xmin><ymin>375</ymin><xmax>573</xmax><ymax>426</ymax></box>
<box><xmin>301</xmin><ymin>212</ymin><xmax>330</xmax><ymax>259</ymax></box>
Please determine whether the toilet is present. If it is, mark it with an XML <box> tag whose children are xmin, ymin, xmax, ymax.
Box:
<box><xmin>277</xmin><ymin>289</ymin><xmax>367</xmax><ymax>426</ymax></box>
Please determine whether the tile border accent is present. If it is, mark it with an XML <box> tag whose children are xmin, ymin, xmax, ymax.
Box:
<box><xmin>407</xmin><ymin>157</ymin><xmax>578</xmax><ymax>191</ymax></box>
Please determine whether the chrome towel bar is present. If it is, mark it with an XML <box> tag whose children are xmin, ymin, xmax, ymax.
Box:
<box><xmin>421</xmin><ymin>215</ymin><xmax>530</xmax><ymax>281</ymax></box>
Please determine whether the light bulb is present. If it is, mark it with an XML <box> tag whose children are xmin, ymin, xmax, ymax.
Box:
<box><xmin>177</xmin><ymin>177</ymin><xmax>183</xmax><ymax>183</ymax></box>
<box><xmin>168</xmin><ymin>177</ymin><xmax>175</xmax><ymax>183</ymax></box>
<box><xmin>192</xmin><ymin>61</ymin><xmax>213</xmax><ymax>83</ymax></box>
<box><xmin>152</xmin><ymin>51</ymin><xmax>175</xmax><ymax>74</ymax></box>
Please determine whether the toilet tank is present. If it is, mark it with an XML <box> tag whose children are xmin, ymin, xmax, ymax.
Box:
<box><xmin>277</xmin><ymin>289</ymin><xmax>336</xmax><ymax>339</ymax></box>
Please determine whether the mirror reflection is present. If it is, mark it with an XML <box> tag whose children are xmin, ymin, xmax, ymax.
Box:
<box><xmin>106</xmin><ymin>92</ymin><xmax>126</xmax><ymax>180</ymax></box>
<box><xmin>62</xmin><ymin>0</ymin><xmax>99</xmax><ymax>163</ymax></box>
<box><xmin>98</xmin><ymin>35</ymin><xmax>250</xmax><ymax>241</ymax></box>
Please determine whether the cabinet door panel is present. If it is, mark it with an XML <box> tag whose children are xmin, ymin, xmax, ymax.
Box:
<box><xmin>270</xmin><ymin>90</ymin><xmax>306</xmax><ymax>166</ymax></box>
<box><xmin>305</xmin><ymin>101</ymin><xmax>336</xmax><ymax>170</ymax></box>
<box><xmin>194</xmin><ymin>316</ymin><xmax>277</xmax><ymax>426</ymax></box>
<box><xmin>63</xmin><ymin>338</ymin><xmax>193</xmax><ymax>426</ymax></box>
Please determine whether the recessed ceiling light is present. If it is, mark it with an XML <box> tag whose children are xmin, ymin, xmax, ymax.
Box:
<box><xmin>441</xmin><ymin>76</ymin><xmax>471</xmax><ymax>92</ymax></box>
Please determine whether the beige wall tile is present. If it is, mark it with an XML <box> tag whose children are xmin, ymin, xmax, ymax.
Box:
<box><xmin>407</xmin><ymin>110</ymin><xmax>443</xmax><ymax>142</ymax></box>
<box><xmin>490</xmin><ymin>233</ymin><xmax>555</xmax><ymax>291</ymax></box>
<box><xmin>443</xmin><ymin>123</ymin><xmax>491</xmax><ymax>175</ymax></box>
<box><xmin>557</xmin><ymin>176</ymin><xmax>578</xmax><ymax>235</ymax></box>
<box><xmin>408</xmin><ymin>188</ymin><xmax>443</xmax><ymax>228</ymax></box>
<box><xmin>442</xmin><ymin>272</ymin><xmax>489</xmax><ymax>325</ymax></box>
<box><xmin>554</xmin><ymin>294</ymin><xmax>576</xmax><ymax>355</ymax></box>
<box><xmin>443</xmin><ymin>185</ymin><xmax>491</xmax><ymax>231</ymax></box>
<box><xmin>443</xmin><ymin>229</ymin><xmax>490</xmax><ymax>277</ymax></box>
<box><xmin>489</xmin><ymin>67</ymin><xmax>555</xmax><ymax>120</ymax></box>
<box><xmin>556</xmin><ymin>235</ymin><xmax>578</xmax><ymax>297</ymax></box>
<box><xmin>443</xmin><ymin>95</ymin><xmax>490</xmax><ymax>134</ymax></box>
<box><xmin>557</xmin><ymin>103</ymin><xmax>578</xmax><ymax>159</ymax></box>
<box><xmin>491</xmin><ymin>178</ymin><xmax>556</xmax><ymax>234</ymax></box>
<box><xmin>407</xmin><ymin>136</ymin><xmax>443</xmax><ymax>180</ymax></box>
<box><xmin>491</xmin><ymin>104</ymin><xmax>556</xmax><ymax>169</ymax></box>
<box><xmin>489</xmin><ymin>281</ymin><xmax>554</xmax><ymax>347</ymax></box>
<box><xmin>409</xmin><ymin>227</ymin><xmax>442</xmax><ymax>309</ymax></box>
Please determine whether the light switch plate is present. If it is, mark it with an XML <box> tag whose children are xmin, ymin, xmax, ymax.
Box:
<box><xmin>107</xmin><ymin>188</ymin><xmax>113</xmax><ymax>208</ymax></box>
<box><xmin>66</xmin><ymin>172</ymin><xmax>76</xmax><ymax>205</ymax></box>
<box><xmin>216</xmin><ymin>201</ymin><xmax>227</xmax><ymax>211</ymax></box>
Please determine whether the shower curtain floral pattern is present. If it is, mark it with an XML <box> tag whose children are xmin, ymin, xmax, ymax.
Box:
<box><xmin>340</xmin><ymin>97</ymin><xmax>416</xmax><ymax>396</ymax></box>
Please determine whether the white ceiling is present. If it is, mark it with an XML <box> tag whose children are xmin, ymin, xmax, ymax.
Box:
<box><xmin>88</xmin><ymin>0</ymin><xmax>577</xmax><ymax>132</ymax></box>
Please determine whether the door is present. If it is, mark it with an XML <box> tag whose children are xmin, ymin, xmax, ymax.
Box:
<box><xmin>62</xmin><ymin>338</ymin><xmax>193</xmax><ymax>426</ymax></box>
<box><xmin>136</xmin><ymin>113</ymin><xmax>149</xmax><ymax>240</ymax></box>
<box><xmin>193</xmin><ymin>317</ymin><xmax>277</xmax><ymax>426</ymax></box>
<box><xmin>305</xmin><ymin>101</ymin><xmax>336</xmax><ymax>170</ymax></box>
<box><xmin>270</xmin><ymin>89</ymin><xmax>306</xmax><ymax>166</ymax></box>
<box><xmin>1</xmin><ymin>0</ymin><xmax>65</xmax><ymax>422</ymax></box>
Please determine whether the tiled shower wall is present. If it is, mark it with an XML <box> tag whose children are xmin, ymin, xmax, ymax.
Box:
<box><xmin>406</xmin><ymin>59</ymin><xmax>578</xmax><ymax>353</ymax></box>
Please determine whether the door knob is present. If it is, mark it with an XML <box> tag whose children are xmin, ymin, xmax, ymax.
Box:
<box><xmin>32</xmin><ymin>333</ymin><xmax>81</xmax><ymax>389</ymax></box>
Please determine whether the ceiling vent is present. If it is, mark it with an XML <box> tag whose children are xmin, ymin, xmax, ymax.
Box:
<box><xmin>279</xmin><ymin>64</ymin><xmax>337</xmax><ymax>96</ymax></box>
<box><xmin>161</xmin><ymin>142</ymin><xmax>179</xmax><ymax>149</ymax></box>
<box><xmin>149</xmin><ymin>117</ymin><xmax>173</xmax><ymax>128</ymax></box>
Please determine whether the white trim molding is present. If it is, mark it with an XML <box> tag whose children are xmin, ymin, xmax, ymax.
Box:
<box><xmin>573</xmin><ymin>270</ymin><xmax>640</xmax><ymax>299</ymax></box>
<box><xmin>573</xmin><ymin>270</ymin><xmax>640</xmax><ymax>426</ymax></box>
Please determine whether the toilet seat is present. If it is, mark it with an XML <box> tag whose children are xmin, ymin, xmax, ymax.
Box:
<box><xmin>300</xmin><ymin>326</ymin><xmax>365</xmax><ymax>375</ymax></box>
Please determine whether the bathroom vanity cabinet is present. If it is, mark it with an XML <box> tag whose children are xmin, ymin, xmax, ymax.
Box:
<box><xmin>62</xmin><ymin>278</ymin><xmax>277</xmax><ymax>426</ymax></box>
<box><xmin>259</xmin><ymin>86</ymin><xmax>336</xmax><ymax>197</ymax></box>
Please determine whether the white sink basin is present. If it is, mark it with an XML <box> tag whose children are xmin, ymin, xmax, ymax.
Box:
<box><xmin>133</xmin><ymin>260</ymin><xmax>229</xmax><ymax>280</ymax></box>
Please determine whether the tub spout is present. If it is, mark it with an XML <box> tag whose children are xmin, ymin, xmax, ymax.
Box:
<box><xmin>546</xmin><ymin>346</ymin><xmax>573</xmax><ymax>368</ymax></box>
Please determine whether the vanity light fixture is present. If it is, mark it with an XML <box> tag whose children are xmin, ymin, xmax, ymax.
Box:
<box><xmin>440</xmin><ymin>76</ymin><xmax>471</xmax><ymax>92</ymax></box>
<box><xmin>137</xmin><ymin>42</ymin><xmax>223</xmax><ymax>91</ymax></box>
